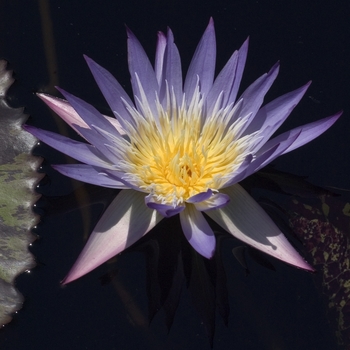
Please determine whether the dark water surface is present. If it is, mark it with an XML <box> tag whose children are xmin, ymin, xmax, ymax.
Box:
<box><xmin>0</xmin><ymin>1</ymin><xmax>349</xmax><ymax>349</ymax></box>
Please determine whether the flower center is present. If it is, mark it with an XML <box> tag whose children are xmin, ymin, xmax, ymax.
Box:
<box><xmin>119</xmin><ymin>86</ymin><xmax>256</xmax><ymax>206</ymax></box>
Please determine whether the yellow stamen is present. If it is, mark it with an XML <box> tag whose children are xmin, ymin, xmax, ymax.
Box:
<box><xmin>118</xmin><ymin>84</ymin><xmax>256</xmax><ymax>207</ymax></box>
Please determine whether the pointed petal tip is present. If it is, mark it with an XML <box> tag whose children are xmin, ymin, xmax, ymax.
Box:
<box><xmin>55</xmin><ymin>86</ymin><xmax>65</xmax><ymax>95</ymax></box>
<box><xmin>22</xmin><ymin>124</ymin><xmax>41</xmax><ymax>137</ymax></box>
<box><xmin>60</xmin><ymin>275</ymin><xmax>73</xmax><ymax>285</ymax></box>
<box><xmin>297</xmin><ymin>259</ymin><xmax>315</xmax><ymax>272</ymax></box>
<box><xmin>83</xmin><ymin>54</ymin><xmax>93</xmax><ymax>64</ymax></box>
<box><xmin>332</xmin><ymin>109</ymin><xmax>343</xmax><ymax>120</ymax></box>
<box><xmin>83</xmin><ymin>55</ymin><xmax>102</xmax><ymax>74</ymax></box>
<box><xmin>59</xmin><ymin>191</ymin><xmax>163</xmax><ymax>284</ymax></box>
<box><xmin>240</xmin><ymin>36</ymin><xmax>250</xmax><ymax>50</ymax></box>
<box><xmin>125</xmin><ymin>25</ymin><xmax>135</xmax><ymax>39</ymax></box>
<box><xmin>36</xmin><ymin>91</ymin><xmax>52</xmax><ymax>102</ymax></box>
<box><xmin>270</xmin><ymin>61</ymin><xmax>280</xmax><ymax>73</ymax></box>
<box><xmin>206</xmin><ymin>185</ymin><xmax>316</xmax><ymax>273</ymax></box>
<box><xmin>315</xmin><ymin>110</ymin><xmax>343</xmax><ymax>128</ymax></box>
<box><xmin>36</xmin><ymin>92</ymin><xmax>64</xmax><ymax>105</ymax></box>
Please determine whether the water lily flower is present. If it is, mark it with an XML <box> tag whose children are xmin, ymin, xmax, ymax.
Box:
<box><xmin>25</xmin><ymin>19</ymin><xmax>341</xmax><ymax>284</ymax></box>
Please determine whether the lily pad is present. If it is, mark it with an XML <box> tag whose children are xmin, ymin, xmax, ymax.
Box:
<box><xmin>0</xmin><ymin>60</ymin><xmax>42</xmax><ymax>326</ymax></box>
<box><xmin>287</xmin><ymin>195</ymin><xmax>350</xmax><ymax>346</ymax></box>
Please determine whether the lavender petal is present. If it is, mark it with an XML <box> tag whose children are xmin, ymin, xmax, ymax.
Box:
<box><xmin>84</xmin><ymin>55</ymin><xmax>135</xmax><ymax>129</ymax></box>
<box><xmin>184</xmin><ymin>18</ymin><xmax>216</xmax><ymax>104</ymax></box>
<box><xmin>180</xmin><ymin>205</ymin><xmax>216</xmax><ymax>259</ymax></box>
<box><xmin>186</xmin><ymin>189</ymin><xmax>213</xmax><ymax>203</ymax></box>
<box><xmin>23</xmin><ymin>125</ymin><xmax>112</xmax><ymax>168</ymax></box>
<box><xmin>145</xmin><ymin>195</ymin><xmax>185</xmax><ymax>217</ymax></box>
<box><xmin>56</xmin><ymin>87</ymin><xmax>117</xmax><ymax>136</ymax></box>
<box><xmin>53</xmin><ymin>164</ymin><xmax>129</xmax><ymax>189</ymax></box>
<box><xmin>126</xmin><ymin>26</ymin><xmax>159</xmax><ymax>117</ymax></box>
<box><xmin>194</xmin><ymin>193</ymin><xmax>230</xmax><ymax>211</ymax></box>
<box><xmin>159</xmin><ymin>28</ymin><xmax>183</xmax><ymax>105</ymax></box>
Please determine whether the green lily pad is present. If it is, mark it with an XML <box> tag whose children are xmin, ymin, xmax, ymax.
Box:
<box><xmin>0</xmin><ymin>60</ymin><xmax>42</xmax><ymax>326</ymax></box>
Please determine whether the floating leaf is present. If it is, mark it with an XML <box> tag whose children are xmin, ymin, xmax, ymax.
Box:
<box><xmin>0</xmin><ymin>61</ymin><xmax>42</xmax><ymax>325</ymax></box>
<box><xmin>287</xmin><ymin>194</ymin><xmax>350</xmax><ymax>346</ymax></box>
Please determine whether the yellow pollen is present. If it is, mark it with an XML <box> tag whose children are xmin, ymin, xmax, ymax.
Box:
<box><xmin>121</xmin><ymin>89</ymin><xmax>254</xmax><ymax>206</ymax></box>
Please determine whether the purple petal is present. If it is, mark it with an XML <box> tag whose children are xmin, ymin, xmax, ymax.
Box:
<box><xmin>186</xmin><ymin>189</ymin><xmax>213</xmax><ymax>203</ymax></box>
<box><xmin>73</xmin><ymin>125</ymin><xmax>123</xmax><ymax>165</ymax></box>
<box><xmin>102</xmin><ymin>169</ymin><xmax>145</xmax><ymax>192</ymax></box>
<box><xmin>145</xmin><ymin>195</ymin><xmax>185</xmax><ymax>217</ymax></box>
<box><xmin>155</xmin><ymin>31</ymin><xmax>167</xmax><ymax>85</ymax></box>
<box><xmin>194</xmin><ymin>193</ymin><xmax>230</xmax><ymax>211</ymax></box>
<box><xmin>180</xmin><ymin>205</ymin><xmax>216</xmax><ymax>258</ymax></box>
<box><xmin>127</xmin><ymin>27</ymin><xmax>159</xmax><ymax>117</ymax></box>
<box><xmin>221</xmin><ymin>154</ymin><xmax>253</xmax><ymax>188</ymax></box>
<box><xmin>235</xmin><ymin>62</ymin><xmax>280</xmax><ymax>136</ymax></box>
<box><xmin>159</xmin><ymin>28</ymin><xmax>183</xmax><ymax>105</ymax></box>
<box><xmin>206</xmin><ymin>51</ymin><xmax>238</xmax><ymax>114</ymax></box>
<box><xmin>256</xmin><ymin>112</ymin><xmax>341</xmax><ymax>161</ymax></box>
<box><xmin>23</xmin><ymin>125</ymin><xmax>112</xmax><ymax>168</ymax></box>
<box><xmin>184</xmin><ymin>18</ymin><xmax>216</xmax><ymax>103</ymax></box>
<box><xmin>206</xmin><ymin>37</ymin><xmax>249</xmax><ymax>113</ymax></box>
<box><xmin>280</xmin><ymin>112</ymin><xmax>342</xmax><ymax>154</ymax></box>
<box><xmin>245</xmin><ymin>82</ymin><xmax>311</xmax><ymax>146</ymax></box>
<box><xmin>253</xmin><ymin>131</ymin><xmax>301</xmax><ymax>172</ymax></box>
<box><xmin>84</xmin><ymin>55</ymin><xmax>135</xmax><ymax>129</ymax></box>
<box><xmin>225</xmin><ymin>144</ymin><xmax>280</xmax><ymax>185</ymax></box>
<box><xmin>56</xmin><ymin>87</ymin><xmax>117</xmax><ymax>136</ymax></box>
<box><xmin>206</xmin><ymin>184</ymin><xmax>314</xmax><ymax>271</ymax></box>
<box><xmin>37</xmin><ymin>93</ymin><xmax>88</xmax><ymax>136</ymax></box>
<box><xmin>37</xmin><ymin>93</ymin><xmax>126</xmax><ymax>137</ymax></box>
<box><xmin>52</xmin><ymin>164</ymin><xmax>129</xmax><ymax>189</ymax></box>
<box><xmin>62</xmin><ymin>190</ymin><xmax>163</xmax><ymax>284</ymax></box>
<box><xmin>227</xmin><ymin>38</ymin><xmax>249</xmax><ymax>105</ymax></box>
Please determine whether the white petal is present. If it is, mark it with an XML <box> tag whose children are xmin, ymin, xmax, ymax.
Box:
<box><xmin>63</xmin><ymin>190</ymin><xmax>163</xmax><ymax>283</ymax></box>
<box><xmin>206</xmin><ymin>184</ymin><xmax>313</xmax><ymax>270</ymax></box>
